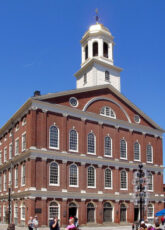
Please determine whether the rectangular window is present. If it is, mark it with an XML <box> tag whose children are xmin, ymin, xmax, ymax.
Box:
<box><xmin>15</xmin><ymin>139</ymin><xmax>19</xmax><ymax>155</ymax></box>
<box><xmin>15</xmin><ymin>167</ymin><xmax>18</xmax><ymax>188</ymax></box>
<box><xmin>21</xmin><ymin>164</ymin><xmax>25</xmax><ymax>186</ymax></box>
<box><xmin>4</xmin><ymin>148</ymin><xmax>7</xmax><ymax>162</ymax></box>
<box><xmin>3</xmin><ymin>173</ymin><xmax>6</xmax><ymax>191</ymax></box>
<box><xmin>9</xmin><ymin>143</ymin><xmax>12</xmax><ymax>159</ymax></box>
<box><xmin>22</xmin><ymin>133</ymin><xmax>26</xmax><ymax>152</ymax></box>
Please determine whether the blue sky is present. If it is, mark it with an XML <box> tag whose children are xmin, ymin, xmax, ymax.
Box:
<box><xmin>0</xmin><ymin>1</ymin><xmax>165</xmax><ymax>171</ymax></box>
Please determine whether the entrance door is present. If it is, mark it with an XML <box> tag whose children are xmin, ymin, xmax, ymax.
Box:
<box><xmin>120</xmin><ymin>204</ymin><xmax>127</xmax><ymax>222</ymax></box>
<box><xmin>87</xmin><ymin>203</ymin><xmax>95</xmax><ymax>223</ymax></box>
<box><xmin>103</xmin><ymin>202</ymin><xmax>113</xmax><ymax>222</ymax></box>
<box><xmin>69</xmin><ymin>202</ymin><xmax>77</xmax><ymax>218</ymax></box>
<box><xmin>134</xmin><ymin>207</ymin><xmax>139</xmax><ymax>222</ymax></box>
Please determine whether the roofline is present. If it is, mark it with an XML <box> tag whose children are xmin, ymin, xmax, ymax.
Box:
<box><xmin>74</xmin><ymin>58</ymin><xmax>122</xmax><ymax>77</ymax></box>
<box><xmin>33</xmin><ymin>85</ymin><xmax>164</xmax><ymax>132</ymax></box>
<box><xmin>0</xmin><ymin>98</ymin><xmax>32</xmax><ymax>138</ymax></box>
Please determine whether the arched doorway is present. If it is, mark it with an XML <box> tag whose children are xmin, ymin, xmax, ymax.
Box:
<box><xmin>103</xmin><ymin>202</ymin><xmax>113</xmax><ymax>222</ymax></box>
<box><xmin>120</xmin><ymin>203</ymin><xmax>127</xmax><ymax>222</ymax></box>
<box><xmin>87</xmin><ymin>202</ymin><xmax>95</xmax><ymax>223</ymax></box>
<box><xmin>69</xmin><ymin>202</ymin><xmax>77</xmax><ymax>218</ymax></box>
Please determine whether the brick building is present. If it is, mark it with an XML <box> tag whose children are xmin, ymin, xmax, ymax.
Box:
<box><xmin>0</xmin><ymin>22</ymin><xmax>164</xmax><ymax>227</ymax></box>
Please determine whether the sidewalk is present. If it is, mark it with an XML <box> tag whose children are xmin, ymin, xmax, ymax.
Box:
<box><xmin>0</xmin><ymin>224</ymin><xmax>132</xmax><ymax>230</ymax></box>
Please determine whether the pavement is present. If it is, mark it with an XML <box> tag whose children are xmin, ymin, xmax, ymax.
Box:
<box><xmin>0</xmin><ymin>224</ymin><xmax>132</xmax><ymax>230</ymax></box>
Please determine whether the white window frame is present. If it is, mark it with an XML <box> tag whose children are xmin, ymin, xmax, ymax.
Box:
<box><xmin>120</xmin><ymin>170</ymin><xmax>128</xmax><ymax>190</ymax></box>
<box><xmin>87</xmin><ymin>132</ymin><xmax>96</xmax><ymax>155</ymax></box>
<box><xmin>49</xmin><ymin>161</ymin><xmax>59</xmax><ymax>186</ymax></box>
<box><xmin>21</xmin><ymin>164</ymin><xmax>26</xmax><ymax>186</ymax></box>
<box><xmin>15</xmin><ymin>138</ymin><xmax>19</xmax><ymax>156</ymax></box>
<box><xmin>48</xmin><ymin>201</ymin><xmax>60</xmax><ymax>222</ymax></box>
<box><xmin>104</xmin><ymin>135</ymin><xmax>112</xmax><ymax>157</ymax></box>
<box><xmin>69</xmin><ymin>129</ymin><xmax>78</xmax><ymax>152</ymax></box>
<box><xmin>9</xmin><ymin>143</ymin><xmax>12</xmax><ymax>160</ymax></box>
<box><xmin>146</xmin><ymin>144</ymin><xmax>153</xmax><ymax>163</ymax></box>
<box><xmin>15</xmin><ymin>167</ymin><xmax>18</xmax><ymax>188</ymax></box>
<box><xmin>87</xmin><ymin>166</ymin><xmax>96</xmax><ymax>188</ymax></box>
<box><xmin>49</xmin><ymin>125</ymin><xmax>60</xmax><ymax>150</ymax></box>
<box><xmin>134</xmin><ymin>141</ymin><xmax>141</xmax><ymax>162</ymax></box>
<box><xmin>120</xmin><ymin>138</ymin><xmax>127</xmax><ymax>160</ymax></box>
<box><xmin>148</xmin><ymin>172</ymin><xmax>153</xmax><ymax>192</ymax></box>
<box><xmin>3</xmin><ymin>173</ymin><xmax>7</xmax><ymax>191</ymax></box>
<box><xmin>21</xmin><ymin>132</ymin><xmax>26</xmax><ymax>152</ymax></box>
<box><xmin>4</xmin><ymin>147</ymin><xmax>7</xmax><ymax>163</ymax></box>
<box><xmin>104</xmin><ymin>168</ymin><xmax>113</xmax><ymax>189</ymax></box>
<box><xmin>69</xmin><ymin>164</ymin><xmax>79</xmax><ymax>187</ymax></box>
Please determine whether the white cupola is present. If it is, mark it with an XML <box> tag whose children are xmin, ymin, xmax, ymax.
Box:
<box><xmin>74</xmin><ymin>22</ymin><xmax>122</xmax><ymax>91</ymax></box>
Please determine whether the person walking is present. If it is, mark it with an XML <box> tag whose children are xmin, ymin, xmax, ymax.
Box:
<box><xmin>49</xmin><ymin>216</ymin><xmax>60</xmax><ymax>230</ymax></box>
<box><xmin>28</xmin><ymin>216</ymin><xmax>33</xmax><ymax>230</ymax></box>
<box><xmin>33</xmin><ymin>216</ymin><xmax>39</xmax><ymax>230</ymax></box>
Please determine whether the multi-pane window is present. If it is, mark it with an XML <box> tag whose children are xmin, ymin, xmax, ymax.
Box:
<box><xmin>9</xmin><ymin>143</ymin><xmax>12</xmax><ymax>159</ymax></box>
<box><xmin>87</xmin><ymin>133</ymin><xmax>95</xmax><ymax>154</ymax></box>
<box><xmin>147</xmin><ymin>144</ymin><xmax>153</xmax><ymax>163</ymax></box>
<box><xmin>147</xmin><ymin>204</ymin><xmax>154</xmax><ymax>221</ymax></box>
<box><xmin>49</xmin><ymin>162</ymin><xmax>59</xmax><ymax>185</ymax></box>
<box><xmin>120</xmin><ymin>139</ymin><xmax>127</xmax><ymax>159</ymax></box>
<box><xmin>21</xmin><ymin>204</ymin><xmax>25</xmax><ymax>220</ymax></box>
<box><xmin>4</xmin><ymin>148</ymin><xmax>7</xmax><ymax>162</ymax></box>
<box><xmin>0</xmin><ymin>151</ymin><xmax>2</xmax><ymax>164</ymax></box>
<box><xmin>22</xmin><ymin>133</ymin><xmax>26</xmax><ymax>152</ymax></box>
<box><xmin>105</xmin><ymin>168</ymin><xmax>112</xmax><ymax>188</ymax></box>
<box><xmin>100</xmin><ymin>106</ymin><xmax>116</xmax><ymax>119</ymax></box>
<box><xmin>49</xmin><ymin>202</ymin><xmax>59</xmax><ymax>221</ymax></box>
<box><xmin>134</xmin><ymin>142</ymin><xmax>140</xmax><ymax>161</ymax></box>
<box><xmin>8</xmin><ymin>170</ymin><xmax>11</xmax><ymax>187</ymax></box>
<box><xmin>3</xmin><ymin>173</ymin><xmax>6</xmax><ymax>191</ymax></box>
<box><xmin>0</xmin><ymin>175</ymin><xmax>2</xmax><ymax>192</ymax></box>
<box><xmin>148</xmin><ymin>173</ymin><xmax>153</xmax><ymax>191</ymax></box>
<box><xmin>69</xmin><ymin>164</ymin><xmax>78</xmax><ymax>186</ymax></box>
<box><xmin>120</xmin><ymin>170</ymin><xmax>127</xmax><ymax>190</ymax></box>
<box><xmin>104</xmin><ymin>136</ymin><xmax>112</xmax><ymax>157</ymax></box>
<box><xmin>69</xmin><ymin>129</ymin><xmax>78</xmax><ymax>151</ymax></box>
<box><xmin>49</xmin><ymin>126</ymin><xmax>59</xmax><ymax>149</ymax></box>
<box><xmin>88</xmin><ymin>166</ymin><xmax>95</xmax><ymax>187</ymax></box>
<box><xmin>21</xmin><ymin>164</ymin><xmax>25</xmax><ymax>186</ymax></box>
<box><xmin>15</xmin><ymin>139</ymin><xmax>19</xmax><ymax>155</ymax></box>
<box><xmin>15</xmin><ymin>167</ymin><xmax>18</xmax><ymax>188</ymax></box>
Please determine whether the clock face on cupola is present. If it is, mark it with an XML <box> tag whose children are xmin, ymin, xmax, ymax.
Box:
<box><xmin>74</xmin><ymin>17</ymin><xmax>122</xmax><ymax>92</ymax></box>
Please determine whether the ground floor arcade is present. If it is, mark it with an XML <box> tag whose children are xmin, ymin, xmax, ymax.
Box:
<box><xmin>0</xmin><ymin>198</ymin><xmax>163</xmax><ymax>227</ymax></box>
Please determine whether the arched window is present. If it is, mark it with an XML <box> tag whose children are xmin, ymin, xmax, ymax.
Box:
<box><xmin>88</xmin><ymin>166</ymin><xmax>95</xmax><ymax>187</ymax></box>
<box><xmin>69</xmin><ymin>129</ymin><xmax>78</xmax><ymax>151</ymax></box>
<box><xmin>49</xmin><ymin>201</ymin><xmax>59</xmax><ymax>220</ymax></box>
<box><xmin>120</xmin><ymin>139</ymin><xmax>127</xmax><ymax>159</ymax></box>
<box><xmin>69</xmin><ymin>164</ymin><xmax>78</xmax><ymax>186</ymax></box>
<box><xmin>134</xmin><ymin>141</ymin><xmax>140</xmax><ymax>161</ymax></box>
<box><xmin>103</xmin><ymin>202</ymin><xmax>113</xmax><ymax>222</ymax></box>
<box><xmin>87</xmin><ymin>132</ymin><xmax>95</xmax><ymax>154</ymax></box>
<box><xmin>103</xmin><ymin>42</ymin><xmax>108</xmax><ymax>58</ymax></box>
<box><xmin>147</xmin><ymin>204</ymin><xmax>154</xmax><ymax>221</ymax></box>
<box><xmin>49</xmin><ymin>126</ymin><xmax>59</xmax><ymax>149</ymax></box>
<box><xmin>49</xmin><ymin>162</ymin><xmax>59</xmax><ymax>185</ymax></box>
<box><xmin>120</xmin><ymin>170</ymin><xmax>127</xmax><ymax>190</ymax></box>
<box><xmin>104</xmin><ymin>136</ymin><xmax>112</xmax><ymax>157</ymax></box>
<box><xmin>85</xmin><ymin>45</ymin><xmax>88</xmax><ymax>60</ymax></box>
<box><xmin>100</xmin><ymin>106</ymin><xmax>116</xmax><ymax>119</ymax></box>
<box><xmin>105</xmin><ymin>168</ymin><xmax>112</xmax><ymax>188</ymax></box>
<box><xmin>148</xmin><ymin>172</ymin><xmax>153</xmax><ymax>191</ymax></box>
<box><xmin>105</xmin><ymin>71</ymin><xmax>110</xmax><ymax>82</ymax></box>
<box><xmin>147</xmin><ymin>144</ymin><xmax>153</xmax><ymax>163</ymax></box>
<box><xmin>93</xmin><ymin>42</ymin><xmax>98</xmax><ymax>56</ymax></box>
